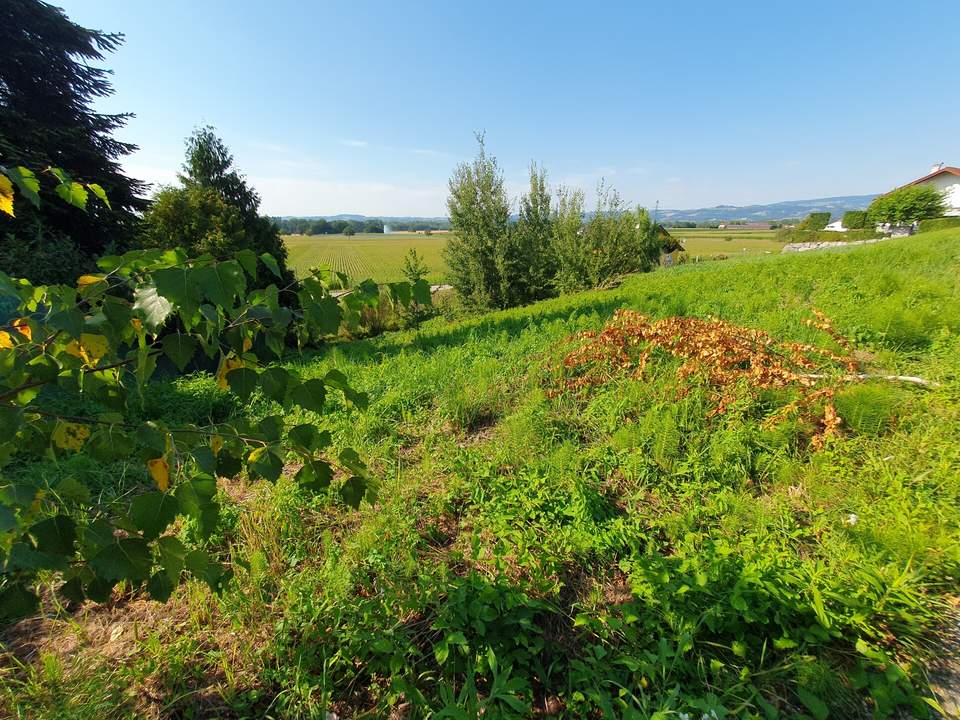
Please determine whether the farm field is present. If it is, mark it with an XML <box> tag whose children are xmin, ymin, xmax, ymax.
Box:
<box><xmin>668</xmin><ymin>227</ymin><xmax>783</xmax><ymax>257</ymax></box>
<box><xmin>284</xmin><ymin>232</ymin><xmax>450</xmax><ymax>283</ymax></box>
<box><xmin>6</xmin><ymin>230</ymin><xmax>960</xmax><ymax>718</ymax></box>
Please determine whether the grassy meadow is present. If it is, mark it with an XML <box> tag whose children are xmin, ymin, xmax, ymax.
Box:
<box><xmin>668</xmin><ymin>227</ymin><xmax>782</xmax><ymax>258</ymax></box>
<box><xmin>284</xmin><ymin>232</ymin><xmax>450</xmax><ymax>283</ymax></box>
<box><xmin>4</xmin><ymin>230</ymin><xmax>960</xmax><ymax>718</ymax></box>
<box><xmin>282</xmin><ymin>228</ymin><xmax>786</xmax><ymax>285</ymax></box>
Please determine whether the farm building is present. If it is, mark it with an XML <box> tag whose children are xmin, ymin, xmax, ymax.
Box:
<box><xmin>824</xmin><ymin>218</ymin><xmax>846</xmax><ymax>232</ymax></box>
<box><xmin>896</xmin><ymin>163</ymin><xmax>960</xmax><ymax>216</ymax></box>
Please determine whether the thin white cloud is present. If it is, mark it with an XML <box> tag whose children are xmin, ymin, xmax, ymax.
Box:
<box><xmin>339</xmin><ymin>139</ymin><xmax>368</xmax><ymax>148</ymax></box>
<box><xmin>253</xmin><ymin>176</ymin><xmax>447</xmax><ymax>217</ymax></box>
<box><xmin>247</xmin><ymin>141</ymin><xmax>291</xmax><ymax>155</ymax></box>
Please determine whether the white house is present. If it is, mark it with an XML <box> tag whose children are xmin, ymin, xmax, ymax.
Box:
<box><xmin>896</xmin><ymin>163</ymin><xmax>960</xmax><ymax>216</ymax></box>
<box><xmin>824</xmin><ymin>218</ymin><xmax>846</xmax><ymax>232</ymax></box>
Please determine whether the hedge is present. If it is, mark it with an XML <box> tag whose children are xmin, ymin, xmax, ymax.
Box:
<box><xmin>776</xmin><ymin>228</ymin><xmax>880</xmax><ymax>244</ymax></box>
<box><xmin>804</xmin><ymin>212</ymin><xmax>831</xmax><ymax>231</ymax></box>
<box><xmin>917</xmin><ymin>216</ymin><xmax>960</xmax><ymax>234</ymax></box>
<box><xmin>842</xmin><ymin>210</ymin><xmax>868</xmax><ymax>229</ymax></box>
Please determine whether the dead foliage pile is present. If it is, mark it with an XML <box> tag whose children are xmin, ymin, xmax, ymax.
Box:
<box><xmin>548</xmin><ymin>308</ymin><xmax>859</xmax><ymax>447</ymax></box>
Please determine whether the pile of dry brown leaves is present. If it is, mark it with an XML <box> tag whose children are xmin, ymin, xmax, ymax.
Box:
<box><xmin>548</xmin><ymin>308</ymin><xmax>859</xmax><ymax>447</ymax></box>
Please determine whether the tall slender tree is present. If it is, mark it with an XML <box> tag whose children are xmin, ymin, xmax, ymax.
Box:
<box><xmin>0</xmin><ymin>0</ymin><xmax>147</xmax><ymax>282</ymax></box>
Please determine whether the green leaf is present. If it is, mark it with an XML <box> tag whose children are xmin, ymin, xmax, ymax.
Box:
<box><xmin>389</xmin><ymin>282</ymin><xmax>411</xmax><ymax>307</ymax></box>
<box><xmin>291</xmin><ymin>378</ymin><xmax>326</xmax><ymax>413</ymax></box>
<box><xmin>226</xmin><ymin>367</ymin><xmax>259</xmax><ymax>401</ymax></box>
<box><xmin>146</xmin><ymin>571</ymin><xmax>174</xmax><ymax>602</ymax></box>
<box><xmin>133</xmin><ymin>285</ymin><xmax>173</xmax><ymax>331</ymax></box>
<box><xmin>0</xmin><ymin>504</ymin><xmax>17</xmax><ymax>533</ymax></box>
<box><xmin>29</xmin><ymin>515</ymin><xmax>76</xmax><ymax>554</ymax></box>
<box><xmin>215</xmin><ymin>451</ymin><xmax>243</xmax><ymax>480</ymax></box>
<box><xmin>0</xmin><ymin>584</ymin><xmax>39</xmax><ymax>622</ymax></box>
<box><xmin>59</xmin><ymin>577</ymin><xmax>85</xmax><ymax>604</ymax></box>
<box><xmin>258</xmin><ymin>415</ymin><xmax>284</xmax><ymax>443</ymax></box>
<box><xmin>0</xmin><ymin>405</ymin><xmax>23</xmax><ymax>439</ymax></box>
<box><xmin>161</xmin><ymin>334</ymin><xmax>197</xmax><ymax>371</ymax></box>
<box><xmin>295</xmin><ymin>459</ymin><xmax>333</xmax><ymax>492</ymax></box>
<box><xmin>196</xmin><ymin>260</ymin><xmax>246</xmax><ymax>307</ymax></box>
<box><xmin>157</xmin><ymin>536</ymin><xmax>187</xmax><ymax>582</ymax></box>
<box><xmin>412</xmin><ymin>278</ymin><xmax>432</xmax><ymax>305</ymax></box>
<box><xmin>4</xmin><ymin>167</ymin><xmax>41</xmax><ymax>208</ymax></box>
<box><xmin>153</xmin><ymin>266</ymin><xmax>202</xmax><ymax>316</ymax></box>
<box><xmin>86</xmin><ymin>183</ymin><xmax>111</xmax><ymax>209</ymax></box>
<box><xmin>339</xmin><ymin>476</ymin><xmax>367</xmax><ymax>508</ymax></box>
<box><xmin>175</xmin><ymin>477</ymin><xmax>219</xmax><ymax>538</ymax></box>
<box><xmin>796</xmin><ymin>688</ymin><xmax>829</xmax><ymax>720</ymax></box>
<box><xmin>90</xmin><ymin>538</ymin><xmax>152</xmax><ymax>583</ymax></box>
<box><xmin>7</xmin><ymin>542</ymin><xmax>68</xmax><ymax>571</ymax></box>
<box><xmin>55</xmin><ymin>180</ymin><xmax>88</xmax><ymax>210</ymax></box>
<box><xmin>301</xmin><ymin>295</ymin><xmax>342</xmax><ymax>335</ymax></box>
<box><xmin>248</xmin><ymin>448</ymin><xmax>283</xmax><ymax>483</ymax></box>
<box><xmin>129</xmin><ymin>492</ymin><xmax>179</xmax><ymax>539</ymax></box>
<box><xmin>338</xmin><ymin>447</ymin><xmax>367</xmax><ymax>476</ymax></box>
<box><xmin>258</xmin><ymin>367</ymin><xmax>291</xmax><ymax>403</ymax></box>
<box><xmin>235</xmin><ymin>249</ymin><xmax>258</xmax><ymax>280</ymax></box>
<box><xmin>84</xmin><ymin>577</ymin><xmax>115</xmax><ymax>603</ymax></box>
<box><xmin>49</xmin><ymin>307</ymin><xmax>84</xmax><ymax>338</ymax></box>
<box><xmin>288</xmin><ymin>424</ymin><xmax>331</xmax><ymax>453</ymax></box>
<box><xmin>192</xmin><ymin>446</ymin><xmax>216</xmax><ymax>474</ymax></box>
<box><xmin>323</xmin><ymin>369</ymin><xmax>368</xmax><ymax>410</ymax></box>
<box><xmin>260</xmin><ymin>252</ymin><xmax>282</xmax><ymax>278</ymax></box>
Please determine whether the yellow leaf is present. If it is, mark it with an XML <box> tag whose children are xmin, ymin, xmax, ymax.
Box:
<box><xmin>0</xmin><ymin>331</ymin><xmax>13</xmax><ymax>349</ymax></box>
<box><xmin>0</xmin><ymin>175</ymin><xmax>14</xmax><ymax>217</ymax></box>
<box><xmin>12</xmin><ymin>318</ymin><xmax>32</xmax><ymax>341</ymax></box>
<box><xmin>65</xmin><ymin>333</ymin><xmax>109</xmax><ymax>366</ymax></box>
<box><xmin>52</xmin><ymin>422</ymin><xmax>91</xmax><ymax>452</ymax></box>
<box><xmin>216</xmin><ymin>355</ymin><xmax>244</xmax><ymax>389</ymax></box>
<box><xmin>130</xmin><ymin>317</ymin><xmax>143</xmax><ymax>333</ymax></box>
<box><xmin>147</xmin><ymin>457</ymin><xmax>170</xmax><ymax>492</ymax></box>
<box><xmin>247</xmin><ymin>446</ymin><xmax>266</xmax><ymax>464</ymax></box>
<box><xmin>77</xmin><ymin>274</ymin><xmax>106</xmax><ymax>291</ymax></box>
<box><xmin>242</xmin><ymin>336</ymin><xmax>252</xmax><ymax>352</ymax></box>
<box><xmin>211</xmin><ymin>436</ymin><xmax>223</xmax><ymax>456</ymax></box>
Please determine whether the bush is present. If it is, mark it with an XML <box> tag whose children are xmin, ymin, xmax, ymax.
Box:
<box><xmin>917</xmin><ymin>216</ymin><xmax>960</xmax><ymax>233</ymax></box>
<box><xmin>842</xmin><ymin>210</ymin><xmax>868</xmax><ymax>229</ymax></box>
<box><xmin>801</xmin><ymin>212</ymin><xmax>831</xmax><ymax>231</ymax></box>
<box><xmin>776</xmin><ymin>228</ymin><xmax>879</xmax><ymax>244</ymax></box>
<box><xmin>867</xmin><ymin>185</ymin><xmax>946</xmax><ymax>224</ymax></box>
<box><xmin>552</xmin><ymin>184</ymin><xmax>663</xmax><ymax>293</ymax></box>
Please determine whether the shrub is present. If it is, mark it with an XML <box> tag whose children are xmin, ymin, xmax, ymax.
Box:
<box><xmin>842</xmin><ymin>210</ymin><xmax>868</xmax><ymax>229</ymax></box>
<box><xmin>776</xmin><ymin>228</ymin><xmax>879</xmax><ymax>244</ymax></box>
<box><xmin>801</xmin><ymin>212</ymin><xmax>831</xmax><ymax>231</ymax></box>
<box><xmin>552</xmin><ymin>184</ymin><xmax>663</xmax><ymax>293</ymax></box>
<box><xmin>867</xmin><ymin>185</ymin><xmax>946</xmax><ymax>224</ymax></box>
<box><xmin>444</xmin><ymin>134</ymin><xmax>511</xmax><ymax>310</ymax></box>
<box><xmin>917</xmin><ymin>216</ymin><xmax>960</xmax><ymax>233</ymax></box>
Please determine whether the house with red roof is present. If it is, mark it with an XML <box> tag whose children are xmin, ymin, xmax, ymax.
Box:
<box><xmin>897</xmin><ymin>164</ymin><xmax>960</xmax><ymax>216</ymax></box>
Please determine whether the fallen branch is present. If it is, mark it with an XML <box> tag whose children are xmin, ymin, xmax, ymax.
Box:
<box><xmin>799</xmin><ymin>373</ymin><xmax>940</xmax><ymax>388</ymax></box>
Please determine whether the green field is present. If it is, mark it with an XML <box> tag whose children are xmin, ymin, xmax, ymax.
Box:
<box><xmin>8</xmin><ymin>230</ymin><xmax>960</xmax><ymax>718</ymax></box>
<box><xmin>669</xmin><ymin>227</ymin><xmax>782</xmax><ymax>257</ymax></box>
<box><xmin>284</xmin><ymin>232</ymin><xmax>450</xmax><ymax>283</ymax></box>
<box><xmin>284</xmin><ymin>229</ymin><xmax>786</xmax><ymax>285</ymax></box>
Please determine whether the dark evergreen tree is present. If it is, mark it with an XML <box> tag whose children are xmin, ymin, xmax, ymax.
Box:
<box><xmin>0</xmin><ymin>0</ymin><xmax>147</xmax><ymax>282</ymax></box>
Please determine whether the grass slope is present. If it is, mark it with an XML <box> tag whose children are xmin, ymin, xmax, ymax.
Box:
<box><xmin>284</xmin><ymin>233</ymin><xmax>450</xmax><ymax>283</ymax></box>
<box><xmin>4</xmin><ymin>231</ymin><xmax>960</xmax><ymax>719</ymax></box>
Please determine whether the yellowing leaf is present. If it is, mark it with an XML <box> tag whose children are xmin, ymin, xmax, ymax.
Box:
<box><xmin>216</xmin><ymin>356</ymin><xmax>244</xmax><ymax>389</ymax></box>
<box><xmin>130</xmin><ymin>317</ymin><xmax>143</xmax><ymax>333</ymax></box>
<box><xmin>147</xmin><ymin>457</ymin><xmax>170</xmax><ymax>492</ymax></box>
<box><xmin>65</xmin><ymin>333</ymin><xmax>109</xmax><ymax>366</ymax></box>
<box><xmin>242</xmin><ymin>336</ymin><xmax>252</xmax><ymax>352</ymax></box>
<box><xmin>0</xmin><ymin>174</ymin><xmax>14</xmax><ymax>217</ymax></box>
<box><xmin>0</xmin><ymin>331</ymin><xmax>13</xmax><ymax>349</ymax></box>
<box><xmin>211</xmin><ymin>436</ymin><xmax>223</xmax><ymax>456</ymax></box>
<box><xmin>52</xmin><ymin>422</ymin><xmax>91</xmax><ymax>452</ymax></box>
<box><xmin>77</xmin><ymin>274</ymin><xmax>106</xmax><ymax>291</ymax></box>
<box><xmin>12</xmin><ymin>318</ymin><xmax>32</xmax><ymax>341</ymax></box>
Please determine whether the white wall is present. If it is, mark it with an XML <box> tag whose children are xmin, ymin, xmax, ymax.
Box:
<box><xmin>920</xmin><ymin>173</ymin><xmax>960</xmax><ymax>216</ymax></box>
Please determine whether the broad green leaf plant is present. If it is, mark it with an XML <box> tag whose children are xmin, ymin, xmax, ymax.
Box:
<box><xmin>0</xmin><ymin>167</ymin><xmax>430</xmax><ymax>620</ymax></box>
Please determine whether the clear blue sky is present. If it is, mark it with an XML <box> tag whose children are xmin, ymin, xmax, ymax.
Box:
<box><xmin>56</xmin><ymin>0</ymin><xmax>959</xmax><ymax>217</ymax></box>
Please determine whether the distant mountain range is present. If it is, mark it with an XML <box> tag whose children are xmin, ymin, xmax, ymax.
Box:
<box><xmin>656</xmin><ymin>195</ymin><xmax>878</xmax><ymax>223</ymax></box>
<box><xmin>279</xmin><ymin>194</ymin><xmax>879</xmax><ymax>225</ymax></box>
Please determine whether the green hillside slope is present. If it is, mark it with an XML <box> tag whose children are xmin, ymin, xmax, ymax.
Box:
<box><xmin>6</xmin><ymin>231</ymin><xmax>960</xmax><ymax>718</ymax></box>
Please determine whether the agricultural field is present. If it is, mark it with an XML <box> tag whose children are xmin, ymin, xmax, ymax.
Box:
<box><xmin>667</xmin><ymin>227</ymin><xmax>783</xmax><ymax>258</ymax></box>
<box><xmin>284</xmin><ymin>232</ymin><xmax>450</xmax><ymax>283</ymax></box>
<box><xmin>5</xmin><ymin>229</ymin><xmax>960</xmax><ymax>718</ymax></box>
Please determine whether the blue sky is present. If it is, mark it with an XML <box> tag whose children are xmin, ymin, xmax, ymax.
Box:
<box><xmin>57</xmin><ymin>0</ymin><xmax>959</xmax><ymax>217</ymax></box>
